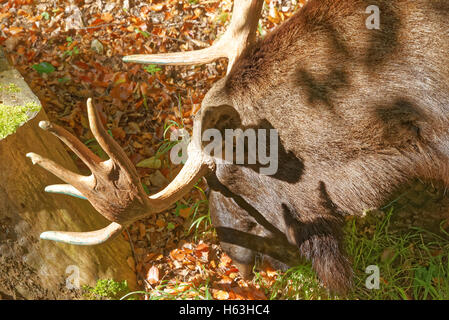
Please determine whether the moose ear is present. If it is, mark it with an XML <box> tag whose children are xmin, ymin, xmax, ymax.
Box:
<box><xmin>199</xmin><ymin>104</ymin><xmax>242</xmax><ymax>135</ymax></box>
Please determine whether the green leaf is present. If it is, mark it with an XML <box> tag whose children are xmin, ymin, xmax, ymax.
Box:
<box><xmin>218</xmin><ymin>12</ymin><xmax>229</xmax><ymax>24</ymax></box>
<box><xmin>156</xmin><ymin>140</ymin><xmax>180</xmax><ymax>157</ymax></box>
<box><xmin>144</xmin><ymin>64</ymin><xmax>162</xmax><ymax>75</ymax></box>
<box><xmin>32</xmin><ymin>62</ymin><xmax>55</xmax><ymax>74</ymax></box>
<box><xmin>142</xmin><ymin>183</ymin><xmax>150</xmax><ymax>195</ymax></box>
<box><xmin>114</xmin><ymin>78</ymin><xmax>126</xmax><ymax>85</ymax></box>
<box><xmin>58</xmin><ymin>77</ymin><xmax>70</xmax><ymax>84</ymax></box>
<box><xmin>42</xmin><ymin>12</ymin><xmax>50</xmax><ymax>20</ymax></box>
<box><xmin>136</xmin><ymin>156</ymin><xmax>161</xmax><ymax>169</ymax></box>
<box><xmin>167</xmin><ymin>222</ymin><xmax>175</xmax><ymax>231</ymax></box>
<box><xmin>143</xmin><ymin>93</ymin><xmax>148</xmax><ymax>110</ymax></box>
<box><xmin>135</xmin><ymin>28</ymin><xmax>150</xmax><ymax>38</ymax></box>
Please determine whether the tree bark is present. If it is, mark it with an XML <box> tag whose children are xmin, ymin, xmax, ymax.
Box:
<box><xmin>0</xmin><ymin>48</ymin><xmax>136</xmax><ymax>299</ymax></box>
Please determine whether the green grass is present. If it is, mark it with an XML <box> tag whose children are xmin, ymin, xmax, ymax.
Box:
<box><xmin>257</xmin><ymin>207</ymin><xmax>449</xmax><ymax>300</ymax></box>
<box><xmin>346</xmin><ymin>208</ymin><xmax>449</xmax><ymax>300</ymax></box>
<box><xmin>255</xmin><ymin>264</ymin><xmax>328</xmax><ymax>300</ymax></box>
<box><xmin>187</xmin><ymin>184</ymin><xmax>211</xmax><ymax>240</ymax></box>
<box><xmin>156</xmin><ymin>119</ymin><xmax>185</xmax><ymax>159</ymax></box>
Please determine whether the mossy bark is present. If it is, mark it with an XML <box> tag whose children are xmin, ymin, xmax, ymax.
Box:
<box><xmin>0</xmin><ymin>47</ymin><xmax>136</xmax><ymax>299</ymax></box>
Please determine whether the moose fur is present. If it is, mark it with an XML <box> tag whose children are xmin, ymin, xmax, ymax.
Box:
<box><xmin>197</xmin><ymin>0</ymin><xmax>449</xmax><ymax>293</ymax></box>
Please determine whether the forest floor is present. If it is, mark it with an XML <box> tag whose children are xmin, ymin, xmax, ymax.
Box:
<box><xmin>1</xmin><ymin>0</ymin><xmax>449</xmax><ymax>300</ymax></box>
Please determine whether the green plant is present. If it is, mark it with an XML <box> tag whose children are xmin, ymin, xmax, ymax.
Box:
<box><xmin>155</xmin><ymin>119</ymin><xmax>186</xmax><ymax>159</ymax></box>
<box><xmin>0</xmin><ymin>83</ymin><xmax>21</xmax><ymax>93</ymax></box>
<box><xmin>188</xmin><ymin>185</ymin><xmax>211</xmax><ymax>240</ymax></box>
<box><xmin>0</xmin><ymin>102</ymin><xmax>41</xmax><ymax>139</ymax></box>
<box><xmin>143</xmin><ymin>64</ymin><xmax>162</xmax><ymax>75</ymax></box>
<box><xmin>41</xmin><ymin>12</ymin><xmax>50</xmax><ymax>20</ymax></box>
<box><xmin>135</xmin><ymin>28</ymin><xmax>150</xmax><ymax>38</ymax></box>
<box><xmin>258</xmin><ymin>21</ymin><xmax>266</xmax><ymax>38</ymax></box>
<box><xmin>58</xmin><ymin>77</ymin><xmax>70</xmax><ymax>84</ymax></box>
<box><xmin>259</xmin><ymin>265</ymin><xmax>330</xmax><ymax>300</ymax></box>
<box><xmin>216</xmin><ymin>11</ymin><xmax>229</xmax><ymax>24</ymax></box>
<box><xmin>156</xmin><ymin>95</ymin><xmax>187</xmax><ymax>157</ymax></box>
<box><xmin>63</xmin><ymin>36</ymin><xmax>80</xmax><ymax>57</ymax></box>
<box><xmin>83</xmin><ymin>279</ymin><xmax>132</xmax><ymax>300</ymax></box>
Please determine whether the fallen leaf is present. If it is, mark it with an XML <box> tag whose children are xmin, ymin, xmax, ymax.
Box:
<box><xmin>155</xmin><ymin>218</ymin><xmax>166</xmax><ymax>228</ymax></box>
<box><xmin>101</xmin><ymin>12</ymin><xmax>114</xmax><ymax>23</ymax></box>
<box><xmin>170</xmin><ymin>249</ymin><xmax>186</xmax><ymax>261</ymax></box>
<box><xmin>212</xmin><ymin>289</ymin><xmax>229</xmax><ymax>300</ymax></box>
<box><xmin>150</xmin><ymin>3</ymin><xmax>165</xmax><ymax>12</ymax></box>
<box><xmin>220</xmin><ymin>253</ymin><xmax>232</xmax><ymax>267</ymax></box>
<box><xmin>147</xmin><ymin>266</ymin><xmax>159</xmax><ymax>285</ymax></box>
<box><xmin>179</xmin><ymin>207</ymin><xmax>192</xmax><ymax>219</ymax></box>
<box><xmin>8</xmin><ymin>26</ymin><xmax>24</xmax><ymax>35</ymax></box>
<box><xmin>196</xmin><ymin>243</ymin><xmax>209</xmax><ymax>252</ymax></box>
<box><xmin>111</xmin><ymin>127</ymin><xmax>126</xmax><ymax>140</ymax></box>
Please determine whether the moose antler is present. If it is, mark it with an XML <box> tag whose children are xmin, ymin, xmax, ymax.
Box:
<box><xmin>28</xmin><ymin>0</ymin><xmax>263</xmax><ymax>245</ymax></box>
<box><xmin>27</xmin><ymin>99</ymin><xmax>210</xmax><ymax>245</ymax></box>
<box><xmin>123</xmin><ymin>0</ymin><xmax>264</xmax><ymax>72</ymax></box>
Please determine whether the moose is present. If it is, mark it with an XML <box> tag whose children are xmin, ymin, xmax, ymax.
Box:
<box><xmin>26</xmin><ymin>0</ymin><xmax>449</xmax><ymax>294</ymax></box>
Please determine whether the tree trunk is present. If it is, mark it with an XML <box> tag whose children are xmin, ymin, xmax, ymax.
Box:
<box><xmin>0</xmin><ymin>48</ymin><xmax>136</xmax><ymax>299</ymax></box>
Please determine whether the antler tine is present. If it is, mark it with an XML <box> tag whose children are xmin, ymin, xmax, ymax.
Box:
<box><xmin>40</xmin><ymin>222</ymin><xmax>124</xmax><ymax>245</ymax></box>
<box><xmin>221</xmin><ymin>0</ymin><xmax>264</xmax><ymax>69</ymax></box>
<box><xmin>123</xmin><ymin>0</ymin><xmax>264</xmax><ymax>72</ymax></box>
<box><xmin>45</xmin><ymin>184</ymin><xmax>87</xmax><ymax>200</ymax></box>
<box><xmin>86</xmin><ymin>98</ymin><xmax>138</xmax><ymax>174</ymax></box>
<box><xmin>26</xmin><ymin>152</ymin><xmax>89</xmax><ymax>190</ymax></box>
<box><xmin>123</xmin><ymin>46</ymin><xmax>224</xmax><ymax>66</ymax></box>
<box><xmin>39</xmin><ymin>120</ymin><xmax>102</xmax><ymax>171</ymax></box>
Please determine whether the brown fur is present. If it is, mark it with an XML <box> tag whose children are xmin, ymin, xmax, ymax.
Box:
<box><xmin>198</xmin><ymin>0</ymin><xmax>449</xmax><ymax>294</ymax></box>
